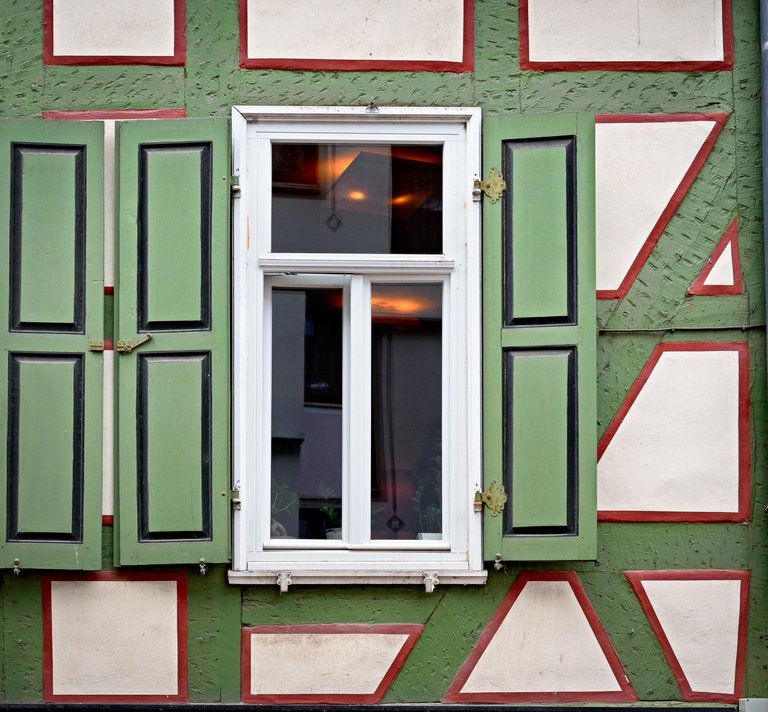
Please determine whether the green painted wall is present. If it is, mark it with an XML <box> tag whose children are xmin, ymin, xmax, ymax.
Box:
<box><xmin>0</xmin><ymin>0</ymin><xmax>766</xmax><ymax>704</ymax></box>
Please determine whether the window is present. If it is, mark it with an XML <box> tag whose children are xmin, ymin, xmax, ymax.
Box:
<box><xmin>230</xmin><ymin>107</ymin><xmax>485</xmax><ymax>587</ymax></box>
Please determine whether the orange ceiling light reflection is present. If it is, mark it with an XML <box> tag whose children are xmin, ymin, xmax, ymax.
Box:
<box><xmin>371</xmin><ymin>296</ymin><xmax>425</xmax><ymax>315</ymax></box>
<box><xmin>347</xmin><ymin>190</ymin><xmax>367</xmax><ymax>201</ymax></box>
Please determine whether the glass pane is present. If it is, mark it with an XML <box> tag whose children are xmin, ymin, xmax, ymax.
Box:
<box><xmin>370</xmin><ymin>284</ymin><xmax>443</xmax><ymax>540</ymax></box>
<box><xmin>270</xmin><ymin>288</ymin><xmax>343</xmax><ymax>540</ymax></box>
<box><xmin>272</xmin><ymin>143</ymin><xmax>442</xmax><ymax>254</ymax></box>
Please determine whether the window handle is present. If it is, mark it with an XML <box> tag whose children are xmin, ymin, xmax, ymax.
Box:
<box><xmin>116</xmin><ymin>333</ymin><xmax>153</xmax><ymax>354</ymax></box>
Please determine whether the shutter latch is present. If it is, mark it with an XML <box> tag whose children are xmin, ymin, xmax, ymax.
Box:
<box><xmin>472</xmin><ymin>167</ymin><xmax>506</xmax><ymax>203</ymax></box>
<box><xmin>474</xmin><ymin>481</ymin><xmax>507</xmax><ymax>516</ymax></box>
<box><xmin>116</xmin><ymin>333</ymin><xmax>152</xmax><ymax>354</ymax></box>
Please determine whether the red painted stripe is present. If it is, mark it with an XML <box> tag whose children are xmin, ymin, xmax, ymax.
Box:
<box><xmin>101</xmin><ymin>515</ymin><xmax>114</xmax><ymax>526</ymax></box>
<box><xmin>597</xmin><ymin>341</ymin><xmax>750</xmax><ymax>522</ymax></box>
<box><xmin>519</xmin><ymin>0</ymin><xmax>732</xmax><ymax>72</ymax></box>
<box><xmin>238</xmin><ymin>0</ymin><xmax>473</xmax><ymax>72</ymax></box>
<box><xmin>43</xmin><ymin>109</ymin><xmax>186</xmax><ymax>121</ymax></box>
<box><xmin>241</xmin><ymin>623</ymin><xmax>423</xmax><ymax>704</ymax></box>
<box><xmin>42</xmin><ymin>572</ymin><xmax>188</xmax><ymax>703</ymax></box>
<box><xmin>103</xmin><ymin>340</ymin><xmax>114</xmax><ymax>351</ymax></box>
<box><xmin>42</xmin><ymin>0</ymin><xmax>185</xmax><ymax>66</ymax></box>
<box><xmin>103</xmin><ymin>286</ymin><xmax>115</xmax><ymax>295</ymax></box>
<box><xmin>443</xmin><ymin>571</ymin><xmax>637</xmax><ymax>703</ymax></box>
<box><xmin>688</xmin><ymin>218</ymin><xmax>743</xmax><ymax>296</ymax></box>
<box><xmin>625</xmin><ymin>570</ymin><xmax>749</xmax><ymax>703</ymax></box>
<box><xmin>594</xmin><ymin>113</ymin><xmax>729</xmax><ymax>300</ymax></box>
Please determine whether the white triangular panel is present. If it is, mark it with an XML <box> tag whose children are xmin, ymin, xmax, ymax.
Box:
<box><xmin>703</xmin><ymin>245</ymin><xmax>735</xmax><ymax>285</ymax></box>
<box><xmin>596</xmin><ymin>119</ymin><xmax>717</xmax><ymax>294</ymax></box>
<box><xmin>460</xmin><ymin>579</ymin><xmax>623</xmax><ymax>695</ymax></box>
<box><xmin>598</xmin><ymin>347</ymin><xmax>742</xmax><ymax>515</ymax></box>
<box><xmin>642</xmin><ymin>578</ymin><xmax>741</xmax><ymax>695</ymax></box>
<box><xmin>243</xmin><ymin>624</ymin><xmax>422</xmax><ymax>703</ymax></box>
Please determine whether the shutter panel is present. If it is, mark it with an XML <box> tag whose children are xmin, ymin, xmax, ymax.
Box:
<box><xmin>115</xmin><ymin>119</ymin><xmax>230</xmax><ymax>565</ymax></box>
<box><xmin>0</xmin><ymin>120</ymin><xmax>103</xmax><ymax>570</ymax></box>
<box><xmin>483</xmin><ymin>114</ymin><xmax>596</xmax><ymax>560</ymax></box>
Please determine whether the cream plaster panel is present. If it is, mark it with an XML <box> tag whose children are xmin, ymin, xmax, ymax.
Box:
<box><xmin>643</xmin><ymin>578</ymin><xmax>741</xmax><ymax>694</ymax></box>
<box><xmin>596</xmin><ymin>120</ymin><xmax>716</xmax><ymax>292</ymax></box>
<box><xmin>527</xmin><ymin>0</ymin><xmax>724</xmax><ymax>63</ymax></box>
<box><xmin>249</xmin><ymin>632</ymin><xmax>409</xmax><ymax>695</ymax></box>
<box><xmin>245</xmin><ymin>0</ymin><xmax>464</xmax><ymax>61</ymax></box>
<box><xmin>598</xmin><ymin>350</ymin><xmax>740</xmax><ymax>512</ymax></box>
<box><xmin>703</xmin><ymin>245</ymin><xmax>735</xmax><ymax>285</ymax></box>
<box><xmin>461</xmin><ymin>581</ymin><xmax>621</xmax><ymax>693</ymax></box>
<box><xmin>52</xmin><ymin>0</ymin><xmax>175</xmax><ymax>57</ymax></box>
<box><xmin>50</xmin><ymin>580</ymin><xmax>179</xmax><ymax>696</ymax></box>
<box><xmin>101</xmin><ymin>349</ymin><xmax>114</xmax><ymax>516</ymax></box>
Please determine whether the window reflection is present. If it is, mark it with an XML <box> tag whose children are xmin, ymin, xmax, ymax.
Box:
<box><xmin>270</xmin><ymin>288</ymin><xmax>343</xmax><ymax>539</ymax></box>
<box><xmin>370</xmin><ymin>284</ymin><xmax>443</xmax><ymax>540</ymax></box>
<box><xmin>272</xmin><ymin>144</ymin><xmax>443</xmax><ymax>254</ymax></box>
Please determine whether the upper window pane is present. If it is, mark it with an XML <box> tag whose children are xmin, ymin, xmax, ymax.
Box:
<box><xmin>271</xmin><ymin>143</ymin><xmax>443</xmax><ymax>254</ymax></box>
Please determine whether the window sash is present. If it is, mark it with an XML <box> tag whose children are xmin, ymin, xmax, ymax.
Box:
<box><xmin>261</xmin><ymin>274</ymin><xmax>450</xmax><ymax>550</ymax></box>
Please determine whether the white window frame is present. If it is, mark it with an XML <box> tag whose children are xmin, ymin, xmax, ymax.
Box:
<box><xmin>230</xmin><ymin>106</ymin><xmax>485</xmax><ymax>590</ymax></box>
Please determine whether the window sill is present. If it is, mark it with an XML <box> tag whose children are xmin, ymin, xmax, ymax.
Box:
<box><xmin>228</xmin><ymin>567</ymin><xmax>488</xmax><ymax>592</ymax></box>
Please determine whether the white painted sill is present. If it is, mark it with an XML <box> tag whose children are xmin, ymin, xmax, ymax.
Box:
<box><xmin>228</xmin><ymin>568</ymin><xmax>488</xmax><ymax>593</ymax></box>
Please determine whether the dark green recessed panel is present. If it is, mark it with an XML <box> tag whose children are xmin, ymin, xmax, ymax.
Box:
<box><xmin>11</xmin><ymin>146</ymin><xmax>83</xmax><ymax>332</ymax></box>
<box><xmin>506</xmin><ymin>139</ymin><xmax>574</xmax><ymax>325</ymax></box>
<box><xmin>139</xmin><ymin>353</ymin><xmax>209</xmax><ymax>539</ymax></box>
<box><xmin>116</xmin><ymin>118</ymin><xmax>229</xmax><ymax>566</ymax></box>
<box><xmin>505</xmin><ymin>348</ymin><xmax>574</xmax><ymax>533</ymax></box>
<box><xmin>141</xmin><ymin>144</ymin><xmax>210</xmax><ymax>331</ymax></box>
<box><xmin>9</xmin><ymin>355</ymin><xmax>82</xmax><ymax>539</ymax></box>
<box><xmin>0</xmin><ymin>120</ymin><xmax>103</xmax><ymax>570</ymax></box>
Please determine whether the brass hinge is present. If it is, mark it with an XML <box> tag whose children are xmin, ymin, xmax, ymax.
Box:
<box><xmin>474</xmin><ymin>481</ymin><xmax>507</xmax><ymax>516</ymax></box>
<box><xmin>230</xmin><ymin>175</ymin><xmax>241</xmax><ymax>197</ymax></box>
<box><xmin>88</xmin><ymin>339</ymin><xmax>105</xmax><ymax>352</ymax></box>
<box><xmin>472</xmin><ymin>167</ymin><xmax>506</xmax><ymax>203</ymax></box>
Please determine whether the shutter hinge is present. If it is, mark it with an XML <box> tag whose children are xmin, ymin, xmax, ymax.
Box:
<box><xmin>229</xmin><ymin>489</ymin><xmax>242</xmax><ymax>510</ymax></box>
<box><xmin>474</xmin><ymin>481</ymin><xmax>507</xmax><ymax>516</ymax></box>
<box><xmin>472</xmin><ymin>167</ymin><xmax>506</xmax><ymax>203</ymax></box>
<box><xmin>230</xmin><ymin>175</ymin><xmax>241</xmax><ymax>197</ymax></box>
<box><xmin>88</xmin><ymin>339</ymin><xmax>105</xmax><ymax>352</ymax></box>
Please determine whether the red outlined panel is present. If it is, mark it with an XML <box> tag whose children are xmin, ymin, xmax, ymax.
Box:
<box><xmin>43</xmin><ymin>109</ymin><xmax>186</xmax><ymax>120</ymax></box>
<box><xmin>238</xmin><ymin>0</ymin><xmax>473</xmax><ymax>72</ymax></box>
<box><xmin>42</xmin><ymin>572</ymin><xmax>188</xmax><ymax>703</ymax></box>
<box><xmin>689</xmin><ymin>218</ymin><xmax>743</xmax><ymax>296</ymax></box>
<box><xmin>596</xmin><ymin>113</ymin><xmax>729</xmax><ymax>300</ymax></box>
<box><xmin>520</xmin><ymin>0</ymin><xmax>733</xmax><ymax>72</ymax></box>
<box><xmin>598</xmin><ymin>341</ymin><xmax>750</xmax><ymax>522</ymax></box>
<box><xmin>443</xmin><ymin>571</ymin><xmax>637</xmax><ymax>703</ymax></box>
<box><xmin>43</xmin><ymin>0</ymin><xmax>186</xmax><ymax>66</ymax></box>
<box><xmin>241</xmin><ymin>623</ymin><xmax>423</xmax><ymax>704</ymax></box>
<box><xmin>625</xmin><ymin>570</ymin><xmax>749</xmax><ymax>702</ymax></box>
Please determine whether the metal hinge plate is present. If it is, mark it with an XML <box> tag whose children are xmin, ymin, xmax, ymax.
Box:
<box><xmin>474</xmin><ymin>481</ymin><xmax>508</xmax><ymax>516</ymax></box>
<box><xmin>472</xmin><ymin>167</ymin><xmax>506</xmax><ymax>203</ymax></box>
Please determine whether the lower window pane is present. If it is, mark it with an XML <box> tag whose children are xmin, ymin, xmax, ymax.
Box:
<box><xmin>271</xmin><ymin>288</ymin><xmax>343</xmax><ymax>539</ymax></box>
<box><xmin>370</xmin><ymin>284</ymin><xmax>443</xmax><ymax>540</ymax></box>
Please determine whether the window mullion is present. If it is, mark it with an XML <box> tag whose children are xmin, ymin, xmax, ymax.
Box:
<box><xmin>346</xmin><ymin>275</ymin><xmax>371</xmax><ymax>546</ymax></box>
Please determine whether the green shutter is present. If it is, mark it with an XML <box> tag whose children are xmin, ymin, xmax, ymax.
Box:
<box><xmin>0</xmin><ymin>120</ymin><xmax>104</xmax><ymax>570</ymax></box>
<box><xmin>483</xmin><ymin>114</ymin><xmax>596</xmax><ymax>561</ymax></box>
<box><xmin>115</xmin><ymin>119</ymin><xmax>230</xmax><ymax>565</ymax></box>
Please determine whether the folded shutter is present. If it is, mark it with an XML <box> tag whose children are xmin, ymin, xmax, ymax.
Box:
<box><xmin>483</xmin><ymin>114</ymin><xmax>597</xmax><ymax>560</ymax></box>
<box><xmin>115</xmin><ymin>119</ymin><xmax>230</xmax><ymax>565</ymax></box>
<box><xmin>0</xmin><ymin>120</ymin><xmax>104</xmax><ymax>570</ymax></box>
